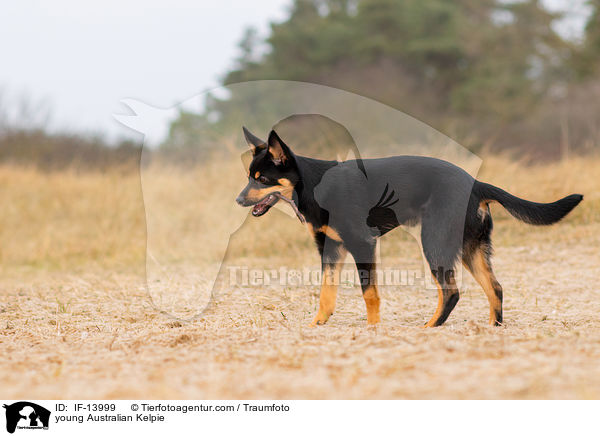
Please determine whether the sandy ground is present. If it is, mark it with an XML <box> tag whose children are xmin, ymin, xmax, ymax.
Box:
<box><xmin>2</xmin><ymin>222</ymin><xmax>599</xmax><ymax>399</ymax></box>
<box><xmin>1</xmin><ymin>156</ymin><xmax>599</xmax><ymax>399</ymax></box>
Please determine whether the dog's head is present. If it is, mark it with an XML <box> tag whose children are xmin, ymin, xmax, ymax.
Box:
<box><xmin>236</xmin><ymin>127</ymin><xmax>299</xmax><ymax>217</ymax></box>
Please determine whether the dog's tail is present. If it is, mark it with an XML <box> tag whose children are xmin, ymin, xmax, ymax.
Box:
<box><xmin>474</xmin><ymin>181</ymin><xmax>583</xmax><ymax>225</ymax></box>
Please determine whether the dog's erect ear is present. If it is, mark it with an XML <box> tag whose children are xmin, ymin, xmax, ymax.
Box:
<box><xmin>242</xmin><ymin>126</ymin><xmax>267</xmax><ymax>155</ymax></box>
<box><xmin>267</xmin><ymin>130</ymin><xmax>292</xmax><ymax>166</ymax></box>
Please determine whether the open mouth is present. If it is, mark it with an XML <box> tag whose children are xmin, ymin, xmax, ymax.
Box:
<box><xmin>252</xmin><ymin>193</ymin><xmax>280</xmax><ymax>217</ymax></box>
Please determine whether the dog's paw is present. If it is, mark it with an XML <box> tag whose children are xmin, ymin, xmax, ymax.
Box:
<box><xmin>309</xmin><ymin>314</ymin><xmax>330</xmax><ymax>327</ymax></box>
<box><xmin>367</xmin><ymin>315</ymin><xmax>380</xmax><ymax>325</ymax></box>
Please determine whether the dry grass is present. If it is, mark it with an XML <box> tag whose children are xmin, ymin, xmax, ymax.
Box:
<box><xmin>1</xmin><ymin>154</ymin><xmax>599</xmax><ymax>399</ymax></box>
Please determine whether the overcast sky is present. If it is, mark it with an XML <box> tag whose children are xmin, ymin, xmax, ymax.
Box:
<box><xmin>0</xmin><ymin>0</ymin><xmax>590</xmax><ymax>142</ymax></box>
<box><xmin>0</xmin><ymin>0</ymin><xmax>289</xmax><ymax>140</ymax></box>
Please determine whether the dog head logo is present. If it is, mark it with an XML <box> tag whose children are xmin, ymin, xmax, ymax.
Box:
<box><xmin>3</xmin><ymin>402</ymin><xmax>50</xmax><ymax>433</ymax></box>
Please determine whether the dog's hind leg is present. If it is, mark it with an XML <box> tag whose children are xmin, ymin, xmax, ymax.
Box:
<box><xmin>424</xmin><ymin>268</ymin><xmax>460</xmax><ymax>327</ymax></box>
<box><xmin>463</xmin><ymin>244</ymin><xmax>503</xmax><ymax>326</ymax></box>
<box><xmin>421</xmin><ymin>210</ymin><xmax>462</xmax><ymax>327</ymax></box>
<box><xmin>462</xmin><ymin>204</ymin><xmax>504</xmax><ymax>326</ymax></box>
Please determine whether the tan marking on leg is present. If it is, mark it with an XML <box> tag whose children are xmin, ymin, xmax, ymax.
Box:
<box><xmin>478</xmin><ymin>201</ymin><xmax>489</xmax><ymax>222</ymax></box>
<box><xmin>363</xmin><ymin>285</ymin><xmax>381</xmax><ymax>325</ymax></box>
<box><xmin>310</xmin><ymin>246</ymin><xmax>347</xmax><ymax>326</ymax></box>
<box><xmin>465</xmin><ymin>248</ymin><xmax>503</xmax><ymax>326</ymax></box>
<box><xmin>317</xmin><ymin>225</ymin><xmax>342</xmax><ymax>242</ymax></box>
<box><xmin>424</xmin><ymin>274</ymin><xmax>459</xmax><ymax>328</ymax></box>
<box><xmin>424</xmin><ymin>281</ymin><xmax>444</xmax><ymax>328</ymax></box>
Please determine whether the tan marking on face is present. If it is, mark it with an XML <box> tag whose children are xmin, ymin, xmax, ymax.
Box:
<box><xmin>363</xmin><ymin>284</ymin><xmax>381</xmax><ymax>325</ymax></box>
<box><xmin>273</xmin><ymin>178</ymin><xmax>293</xmax><ymax>200</ymax></box>
<box><xmin>269</xmin><ymin>178</ymin><xmax>292</xmax><ymax>199</ymax></box>
<box><xmin>254</xmin><ymin>171</ymin><xmax>260</xmax><ymax>179</ymax></box>
<box><xmin>245</xmin><ymin>185</ymin><xmax>285</xmax><ymax>202</ymax></box>
<box><xmin>244</xmin><ymin>178</ymin><xmax>295</xmax><ymax>207</ymax></box>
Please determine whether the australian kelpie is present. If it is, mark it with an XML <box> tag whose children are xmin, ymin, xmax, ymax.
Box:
<box><xmin>236</xmin><ymin>126</ymin><xmax>583</xmax><ymax>327</ymax></box>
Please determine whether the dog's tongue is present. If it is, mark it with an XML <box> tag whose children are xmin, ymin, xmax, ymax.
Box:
<box><xmin>252</xmin><ymin>194</ymin><xmax>278</xmax><ymax>217</ymax></box>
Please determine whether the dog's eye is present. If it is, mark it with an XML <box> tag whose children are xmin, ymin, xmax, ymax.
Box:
<box><xmin>258</xmin><ymin>175</ymin><xmax>269</xmax><ymax>184</ymax></box>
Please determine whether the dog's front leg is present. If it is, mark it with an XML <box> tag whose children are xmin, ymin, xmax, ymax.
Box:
<box><xmin>356</xmin><ymin>262</ymin><xmax>381</xmax><ymax>325</ymax></box>
<box><xmin>310</xmin><ymin>237</ymin><xmax>347</xmax><ymax>326</ymax></box>
<box><xmin>349</xmin><ymin>240</ymin><xmax>380</xmax><ymax>325</ymax></box>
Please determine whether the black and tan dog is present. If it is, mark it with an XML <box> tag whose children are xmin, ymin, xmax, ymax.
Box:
<box><xmin>236</xmin><ymin>126</ymin><xmax>583</xmax><ymax>327</ymax></box>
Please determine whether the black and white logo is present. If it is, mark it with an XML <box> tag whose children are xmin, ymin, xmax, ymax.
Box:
<box><xmin>3</xmin><ymin>402</ymin><xmax>50</xmax><ymax>434</ymax></box>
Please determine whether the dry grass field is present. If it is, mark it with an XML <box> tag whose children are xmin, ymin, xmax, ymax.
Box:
<box><xmin>1</xmin><ymin>154</ymin><xmax>599</xmax><ymax>399</ymax></box>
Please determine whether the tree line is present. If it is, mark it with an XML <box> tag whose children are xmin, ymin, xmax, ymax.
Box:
<box><xmin>165</xmin><ymin>0</ymin><xmax>600</xmax><ymax>159</ymax></box>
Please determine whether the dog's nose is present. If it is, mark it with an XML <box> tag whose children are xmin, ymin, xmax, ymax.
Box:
<box><xmin>236</xmin><ymin>195</ymin><xmax>245</xmax><ymax>206</ymax></box>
